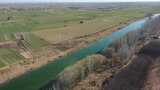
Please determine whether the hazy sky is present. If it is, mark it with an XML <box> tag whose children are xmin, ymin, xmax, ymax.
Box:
<box><xmin>1</xmin><ymin>0</ymin><xmax>160</xmax><ymax>3</ymax></box>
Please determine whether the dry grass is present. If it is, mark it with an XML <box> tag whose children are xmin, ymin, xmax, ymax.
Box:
<box><xmin>32</xmin><ymin>18</ymin><xmax>113</xmax><ymax>43</ymax></box>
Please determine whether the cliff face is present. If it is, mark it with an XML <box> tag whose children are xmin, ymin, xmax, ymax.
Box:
<box><xmin>104</xmin><ymin>38</ymin><xmax>160</xmax><ymax>90</ymax></box>
<box><xmin>102</xmin><ymin>16</ymin><xmax>160</xmax><ymax>90</ymax></box>
<box><xmin>72</xmin><ymin>39</ymin><xmax>160</xmax><ymax>90</ymax></box>
<box><xmin>103</xmin><ymin>54</ymin><xmax>153</xmax><ymax>90</ymax></box>
<box><xmin>142</xmin><ymin>57</ymin><xmax>160</xmax><ymax>90</ymax></box>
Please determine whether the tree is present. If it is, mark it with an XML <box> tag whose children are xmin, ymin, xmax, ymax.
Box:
<box><xmin>7</xmin><ymin>16</ymin><xmax>11</xmax><ymax>20</ymax></box>
<box><xmin>145</xmin><ymin>13</ymin><xmax>153</xmax><ymax>19</ymax></box>
<box><xmin>80</xmin><ymin>20</ymin><xmax>84</xmax><ymax>24</ymax></box>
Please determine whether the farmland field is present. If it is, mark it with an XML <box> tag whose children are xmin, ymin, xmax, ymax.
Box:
<box><xmin>0</xmin><ymin>6</ymin><xmax>157</xmax><ymax>42</ymax></box>
<box><xmin>0</xmin><ymin>3</ymin><xmax>160</xmax><ymax>68</ymax></box>
<box><xmin>32</xmin><ymin>9</ymin><xmax>145</xmax><ymax>43</ymax></box>
<box><xmin>0</xmin><ymin>48</ymin><xmax>23</xmax><ymax>68</ymax></box>
<box><xmin>0</xmin><ymin>2</ymin><xmax>160</xmax><ymax>90</ymax></box>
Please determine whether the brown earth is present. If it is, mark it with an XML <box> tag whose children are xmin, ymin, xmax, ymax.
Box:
<box><xmin>0</xmin><ymin>41</ymin><xmax>17</xmax><ymax>48</ymax></box>
<box><xmin>142</xmin><ymin>57</ymin><xmax>160</xmax><ymax>90</ymax></box>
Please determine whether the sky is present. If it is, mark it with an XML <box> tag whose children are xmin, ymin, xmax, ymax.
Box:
<box><xmin>0</xmin><ymin>0</ymin><xmax>160</xmax><ymax>3</ymax></box>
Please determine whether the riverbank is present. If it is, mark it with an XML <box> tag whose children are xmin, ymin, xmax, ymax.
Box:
<box><xmin>0</xmin><ymin>17</ymin><xmax>140</xmax><ymax>84</ymax></box>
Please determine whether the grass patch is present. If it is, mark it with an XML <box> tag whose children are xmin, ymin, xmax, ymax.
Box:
<box><xmin>23</xmin><ymin>33</ymin><xmax>50</xmax><ymax>50</ymax></box>
<box><xmin>0</xmin><ymin>48</ymin><xmax>24</xmax><ymax>67</ymax></box>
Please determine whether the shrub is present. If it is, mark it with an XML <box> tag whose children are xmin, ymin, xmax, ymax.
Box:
<box><xmin>57</xmin><ymin>54</ymin><xmax>107</xmax><ymax>89</ymax></box>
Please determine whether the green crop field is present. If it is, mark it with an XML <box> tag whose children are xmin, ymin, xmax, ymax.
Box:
<box><xmin>0</xmin><ymin>48</ymin><xmax>24</xmax><ymax>68</ymax></box>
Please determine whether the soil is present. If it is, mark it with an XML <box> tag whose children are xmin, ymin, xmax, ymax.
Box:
<box><xmin>142</xmin><ymin>57</ymin><xmax>160</xmax><ymax>90</ymax></box>
<box><xmin>0</xmin><ymin>41</ymin><xmax>17</xmax><ymax>48</ymax></box>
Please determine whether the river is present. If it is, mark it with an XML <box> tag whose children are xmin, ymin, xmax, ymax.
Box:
<box><xmin>0</xmin><ymin>18</ymin><xmax>147</xmax><ymax>90</ymax></box>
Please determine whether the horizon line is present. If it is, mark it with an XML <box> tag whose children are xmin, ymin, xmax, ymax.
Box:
<box><xmin>1</xmin><ymin>1</ymin><xmax>160</xmax><ymax>4</ymax></box>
